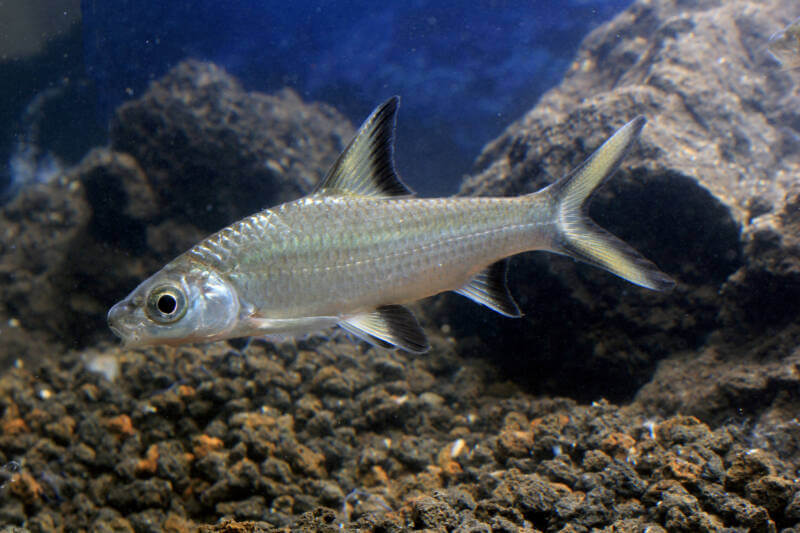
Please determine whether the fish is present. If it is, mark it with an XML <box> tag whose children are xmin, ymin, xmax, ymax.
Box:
<box><xmin>108</xmin><ymin>97</ymin><xmax>674</xmax><ymax>353</ymax></box>
<box><xmin>767</xmin><ymin>16</ymin><xmax>800</xmax><ymax>70</ymax></box>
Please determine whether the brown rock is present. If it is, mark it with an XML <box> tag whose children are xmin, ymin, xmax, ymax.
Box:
<box><xmin>600</xmin><ymin>432</ymin><xmax>636</xmax><ymax>461</ymax></box>
<box><xmin>2</xmin><ymin>417</ymin><xmax>29</xmax><ymax>436</ymax></box>
<box><xmin>744</xmin><ymin>475</ymin><xmax>795</xmax><ymax>517</ymax></box>
<box><xmin>135</xmin><ymin>444</ymin><xmax>159</xmax><ymax>476</ymax></box>
<box><xmin>105</xmin><ymin>414</ymin><xmax>136</xmax><ymax>438</ymax></box>
<box><xmin>289</xmin><ymin>443</ymin><xmax>327</xmax><ymax>478</ymax></box>
<box><xmin>655</xmin><ymin>416</ymin><xmax>711</xmax><ymax>446</ymax></box>
<box><xmin>496</xmin><ymin>429</ymin><xmax>535</xmax><ymax>460</ymax></box>
<box><xmin>7</xmin><ymin>471</ymin><xmax>42</xmax><ymax>504</ymax></box>
<box><xmin>192</xmin><ymin>435</ymin><xmax>224</xmax><ymax>459</ymax></box>
<box><xmin>162</xmin><ymin>512</ymin><xmax>196</xmax><ymax>533</ymax></box>
<box><xmin>429</xmin><ymin>0</ymin><xmax>800</xmax><ymax>430</ymax></box>
<box><xmin>44</xmin><ymin>415</ymin><xmax>75</xmax><ymax>444</ymax></box>
<box><xmin>662</xmin><ymin>457</ymin><xmax>702</xmax><ymax>484</ymax></box>
<box><xmin>725</xmin><ymin>450</ymin><xmax>775</xmax><ymax>492</ymax></box>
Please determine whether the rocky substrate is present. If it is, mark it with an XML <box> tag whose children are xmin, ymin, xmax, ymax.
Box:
<box><xmin>0</xmin><ymin>62</ymin><xmax>354</xmax><ymax>367</ymax></box>
<box><xmin>434</xmin><ymin>0</ymin><xmax>800</xmax><ymax>437</ymax></box>
<box><xmin>0</xmin><ymin>334</ymin><xmax>798</xmax><ymax>532</ymax></box>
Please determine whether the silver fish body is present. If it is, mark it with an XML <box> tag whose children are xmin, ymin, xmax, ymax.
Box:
<box><xmin>108</xmin><ymin>97</ymin><xmax>673</xmax><ymax>351</ymax></box>
<box><xmin>194</xmin><ymin>195</ymin><xmax>543</xmax><ymax>318</ymax></box>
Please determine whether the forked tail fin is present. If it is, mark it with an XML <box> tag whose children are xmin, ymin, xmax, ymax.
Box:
<box><xmin>544</xmin><ymin>116</ymin><xmax>674</xmax><ymax>291</ymax></box>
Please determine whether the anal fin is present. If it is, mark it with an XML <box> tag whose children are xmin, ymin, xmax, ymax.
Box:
<box><xmin>339</xmin><ymin>305</ymin><xmax>430</xmax><ymax>353</ymax></box>
<box><xmin>455</xmin><ymin>259</ymin><xmax>522</xmax><ymax>317</ymax></box>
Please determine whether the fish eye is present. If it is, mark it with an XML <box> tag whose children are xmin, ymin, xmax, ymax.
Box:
<box><xmin>145</xmin><ymin>285</ymin><xmax>187</xmax><ymax>324</ymax></box>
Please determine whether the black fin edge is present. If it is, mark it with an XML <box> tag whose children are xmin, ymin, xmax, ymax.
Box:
<box><xmin>338</xmin><ymin>304</ymin><xmax>430</xmax><ymax>353</ymax></box>
<box><xmin>314</xmin><ymin>97</ymin><xmax>414</xmax><ymax>197</ymax></box>
<box><xmin>455</xmin><ymin>259</ymin><xmax>522</xmax><ymax>317</ymax></box>
<box><xmin>377</xmin><ymin>304</ymin><xmax>430</xmax><ymax>353</ymax></box>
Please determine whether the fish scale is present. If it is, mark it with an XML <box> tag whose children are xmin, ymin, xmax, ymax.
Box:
<box><xmin>108</xmin><ymin>97</ymin><xmax>673</xmax><ymax>351</ymax></box>
<box><xmin>188</xmin><ymin>195</ymin><xmax>536</xmax><ymax>318</ymax></box>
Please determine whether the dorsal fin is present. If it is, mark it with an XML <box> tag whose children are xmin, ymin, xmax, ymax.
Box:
<box><xmin>454</xmin><ymin>259</ymin><xmax>522</xmax><ymax>317</ymax></box>
<box><xmin>313</xmin><ymin>97</ymin><xmax>415</xmax><ymax>198</ymax></box>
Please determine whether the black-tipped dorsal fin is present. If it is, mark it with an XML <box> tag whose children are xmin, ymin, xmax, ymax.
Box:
<box><xmin>455</xmin><ymin>259</ymin><xmax>522</xmax><ymax>317</ymax></box>
<box><xmin>313</xmin><ymin>97</ymin><xmax>414</xmax><ymax>198</ymax></box>
<box><xmin>339</xmin><ymin>305</ymin><xmax>429</xmax><ymax>353</ymax></box>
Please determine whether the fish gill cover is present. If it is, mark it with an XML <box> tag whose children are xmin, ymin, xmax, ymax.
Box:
<box><xmin>80</xmin><ymin>0</ymin><xmax>632</xmax><ymax>195</ymax></box>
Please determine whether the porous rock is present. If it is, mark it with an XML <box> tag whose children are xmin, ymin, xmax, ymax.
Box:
<box><xmin>433</xmin><ymin>0</ymin><xmax>800</xmax><ymax>430</ymax></box>
<box><xmin>0</xmin><ymin>60</ymin><xmax>354</xmax><ymax>352</ymax></box>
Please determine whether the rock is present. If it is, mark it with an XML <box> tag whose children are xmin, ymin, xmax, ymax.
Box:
<box><xmin>128</xmin><ymin>509</ymin><xmax>166</xmax><ymax>533</ymax></box>
<box><xmin>287</xmin><ymin>442</ymin><xmax>327</xmax><ymax>479</ymax></box>
<box><xmin>0</xmin><ymin>176</ymin><xmax>88</xmax><ymax>365</ymax></box>
<box><xmin>724</xmin><ymin>450</ymin><xmax>775</xmax><ymax>492</ymax></box>
<box><xmin>411</xmin><ymin>496</ymin><xmax>458</xmax><ymax>530</ymax></box>
<box><xmin>0</xmin><ymin>59</ymin><xmax>355</xmax><ymax>353</ymax></box>
<box><xmin>90</xmin><ymin>510</ymin><xmax>135</xmax><ymax>533</ymax></box>
<box><xmin>6</xmin><ymin>471</ymin><xmax>43</xmax><ymax>504</ymax></box>
<box><xmin>154</xmin><ymin>440</ymin><xmax>190</xmax><ymax>488</ymax></box>
<box><xmin>745</xmin><ymin>475</ymin><xmax>796</xmax><ymax>519</ymax></box>
<box><xmin>215</xmin><ymin>495</ymin><xmax>267</xmax><ymax>521</ymax></box>
<box><xmin>642</xmin><ymin>480</ymin><xmax>701</xmax><ymax>525</ymax></box>
<box><xmin>495</xmin><ymin>428</ymin><xmax>535</xmax><ymax>460</ymax></box>
<box><xmin>786</xmin><ymin>490</ymin><xmax>800</xmax><ymax>521</ymax></box>
<box><xmin>110</xmin><ymin>59</ymin><xmax>353</xmax><ymax>234</ymax></box>
<box><xmin>655</xmin><ymin>416</ymin><xmax>712</xmax><ymax>447</ymax></box>
<box><xmin>106</xmin><ymin>479</ymin><xmax>173</xmax><ymax>512</ymax></box>
<box><xmin>191</xmin><ymin>434</ymin><xmax>224</xmax><ymax>459</ymax></box>
<box><xmin>698</xmin><ymin>482</ymin><xmax>776</xmax><ymax>533</ymax></box>
<box><xmin>427</xmin><ymin>0</ymin><xmax>800</xmax><ymax>432</ymax></box>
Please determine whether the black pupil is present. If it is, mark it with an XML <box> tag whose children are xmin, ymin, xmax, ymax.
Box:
<box><xmin>157</xmin><ymin>294</ymin><xmax>177</xmax><ymax>315</ymax></box>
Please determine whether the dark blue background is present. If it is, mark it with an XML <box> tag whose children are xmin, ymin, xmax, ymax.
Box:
<box><xmin>82</xmin><ymin>0</ymin><xmax>631</xmax><ymax>194</ymax></box>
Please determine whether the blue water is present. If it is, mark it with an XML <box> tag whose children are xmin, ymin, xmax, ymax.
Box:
<box><xmin>79</xmin><ymin>0</ymin><xmax>632</xmax><ymax>194</ymax></box>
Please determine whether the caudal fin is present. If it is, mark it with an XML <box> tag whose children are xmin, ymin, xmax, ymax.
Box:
<box><xmin>544</xmin><ymin>117</ymin><xmax>674</xmax><ymax>291</ymax></box>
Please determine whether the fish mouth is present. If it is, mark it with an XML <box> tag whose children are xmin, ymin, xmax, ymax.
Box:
<box><xmin>107</xmin><ymin>304</ymin><xmax>124</xmax><ymax>338</ymax></box>
<box><xmin>107</xmin><ymin>320</ymin><xmax>142</xmax><ymax>347</ymax></box>
<box><xmin>108</xmin><ymin>323</ymin><xmax>124</xmax><ymax>340</ymax></box>
<box><xmin>107</xmin><ymin>301</ymin><xmax>140</xmax><ymax>345</ymax></box>
<box><xmin>107</xmin><ymin>321</ymin><xmax>139</xmax><ymax>346</ymax></box>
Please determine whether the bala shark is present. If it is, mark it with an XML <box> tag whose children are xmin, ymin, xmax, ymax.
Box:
<box><xmin>108</xmin><ymin>97</ymin><xmax>674</xmax><ymax>352</ymax></box>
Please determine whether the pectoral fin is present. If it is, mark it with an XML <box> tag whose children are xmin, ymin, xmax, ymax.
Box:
<box><xmin>455</xmin><ymin>259</ymin><xmax>521</xmax><ymax>317</ymax></box>
<box><xmin>339</xmin><ymin>305</ymin><xmax>429</xmax><ymax>353</ymax></box>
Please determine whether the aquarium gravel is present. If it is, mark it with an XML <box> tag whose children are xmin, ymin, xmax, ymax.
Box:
<box><xmin>0</xmin><ymin>334</ymin><xmax>796</xmax><ymax>531</ymax></box>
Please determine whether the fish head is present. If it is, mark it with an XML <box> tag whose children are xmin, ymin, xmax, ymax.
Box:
<box><xmin>107</xmin><ymin>261</ymin><xmax>240</xmax><ymax>347</ymax></box>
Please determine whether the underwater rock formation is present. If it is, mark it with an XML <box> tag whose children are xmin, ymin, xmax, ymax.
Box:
<box><xmin>0</xmin><ymin>176</ymin><xmax>88</xmax><ymax>366</ymax></box>
<box><xmin>0</xmin><ymin>63</ymin><xmax>353</xmax><ymax>363</ymax></box>
<box><xmin>109</xmin><ymin>60</ymin><xmax>355</xmax><ymax>233</ymax></box>
<box><xmin>439</xmin><ymin>0</ymin><xmax>800</xmax><ymax>430</ymax></box>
